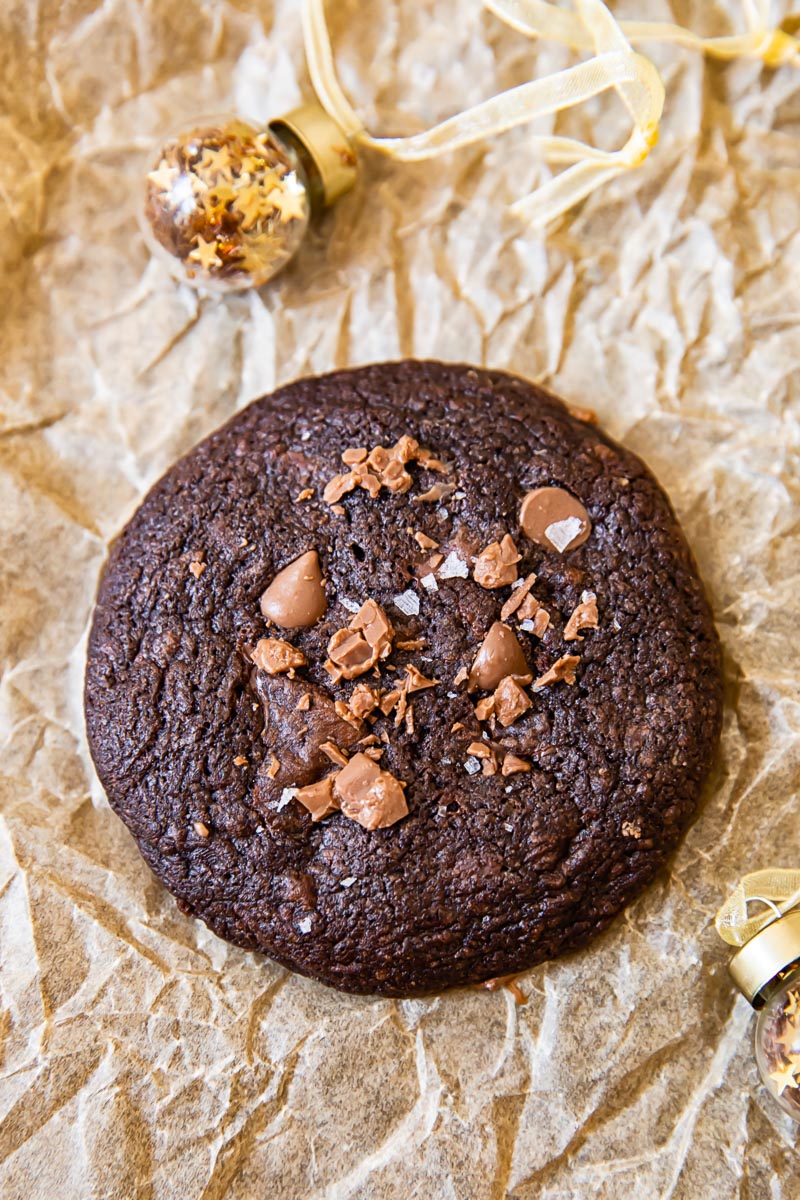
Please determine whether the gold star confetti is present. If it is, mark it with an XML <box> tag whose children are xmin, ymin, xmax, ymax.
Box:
<box><xmin>241</xmin><ymin>156</ymin><xmax>278</xmax><ymax>183</ymax></box>
<box><xmin>786</xmin><ymin>990</ymin><xmax>800</xmax><ymax>1018</ymax></box>
<box><xmin>268</xmin><ymin>187</ymin><xmax>307</xmax><ymax>223</ymax></box>
<box><xmin>204</xmin><ymin>184</ymin><xmax>236</xmax><ymax>217</ymax></box>
<box><xmin>188</xmin><ymin>235</ymin><xmax>222</xmax><ymax>271</ymax></box>
<box><xmin>147</xmin><ymin>163</ymin><xmax>179</xmax><ymax>191</ymax></box>
<box><xmin>233</xmin><ymin>183</ymin><xmax>273</xmax><ymax>231</ymax></box>
<box><xmin>199</xmin><ymin>145</ymin><xmax>232</xmax><ymax>176</ymax></box>
<box><xmin>778</xmin><ymin>1020</ymin><xmax>800</xmax><ymax>1056</ymax></box>
<box><xmin>768</xmin><ymin>1059</ymin><xmax>800</xmax><ymax>1096</ymax></box>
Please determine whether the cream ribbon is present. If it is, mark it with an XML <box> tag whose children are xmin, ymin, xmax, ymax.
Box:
<box><xmin>488</xmin><ymin>0</ymin><xmax>800</xmax><ymax>68</ymax></box>
<box><xmin>716</xmin><ymin>870</ymin><xmax>800</xmax><ymax>948</ymax></box>
<box><xmin>302</xmin><ymin>0</ymin><xmax>799</xmax><ymax>225</ymax></box>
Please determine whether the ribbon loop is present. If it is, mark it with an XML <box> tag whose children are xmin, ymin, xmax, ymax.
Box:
<box><xmin>303</xmin><ymin>1</ymin><xmax>799</xmax><ymax>228</ymax></box>
<box><xmin>716</xmin><ymin>870</ymin><xmax>800</xmax><ymax>948</ymax></box>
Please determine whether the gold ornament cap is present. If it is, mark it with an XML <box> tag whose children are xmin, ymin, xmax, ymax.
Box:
<box><xmin>729</xmin><ymin>910</ymin><xmax>800</xmax><ymax>1007</ymax></box>
<box><xmin>269</xmin><ymin>104</ymin><xmax>358</xmax><ymax>209</ymax></box>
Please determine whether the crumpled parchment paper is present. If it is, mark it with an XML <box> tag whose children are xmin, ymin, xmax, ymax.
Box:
<box><xmin>1</xmin><ymin>1</ymin><xmax>799</xmax><ymax>1196</ymax></box>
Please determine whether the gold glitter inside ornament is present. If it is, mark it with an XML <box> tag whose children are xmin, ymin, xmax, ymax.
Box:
<box><xmin>144</xmin><ymin>115</ymin><xmax>326</xmax><ymax>292</ymax></box>
<box><xmin>718</xmin><ymin>872</ymin><xmax>800</xmax><ymax>1123</ymax></box>
<box><xmin>755</xmin><ymin>974</ymin><xmax>800</xmax><ymax>1120</ymax></box>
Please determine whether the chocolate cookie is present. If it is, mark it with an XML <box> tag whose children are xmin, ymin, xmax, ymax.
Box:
<box><xmin>84</xmin><ymin>361</ymin><xmax>723</xmax><ymax>996</ymax></box>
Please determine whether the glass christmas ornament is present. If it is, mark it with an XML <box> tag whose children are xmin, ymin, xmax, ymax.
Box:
<box><xmin>728</xmin><ymin>905</ymin><xmax>800</xmax><ymax>1121</ymax></box>
<box><xmin>143</xmin><ymin>105</ymin><xmax>357</xmax><ymax>292</ymax></box>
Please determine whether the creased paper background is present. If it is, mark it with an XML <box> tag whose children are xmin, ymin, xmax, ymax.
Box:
<box><xmin>1</xmin><ymin>1</ymin><xmax>799</xmax><ymax>1196</ymax></box>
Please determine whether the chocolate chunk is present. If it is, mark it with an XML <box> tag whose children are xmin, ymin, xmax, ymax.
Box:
<box><xmin>563</xmin><ymin>591</ymin><xmax>599</xmax><ymax>641</ymax></box>
<box><xmin>516</xmin><ymin>594</ymin><xmax>540</xmax><ymax>621</ymax></box>
<box><xmin>254</xmin><ymin>674</ymin><xmax>361</xmax><ymax>786</ymax></box>
<box><xmin>501</xmin><ymin>753</ymin><xmax>531</xmax><ymax>776</ymax></box>
<box><xmin>320</xmin><ymin>741</ymin><xmax>349</xmax><ymax>767</ymax></box>
<box><xmin>325</xmin><ymin>435</ymin><xmax>446</xmax><ymax>505</ymax></box>
<box><xmin>473</xmin><ymin>534</ymin><xmax>521</xmax><ymax>589</ymax></box>
<box><xmin>250</xmin><ymin>637</ymin><xmax>306</xmax><ymax>675</ymax></box>
<box><xmin>326</xmin><ymin>599</ymin><xmax>395</xmax><ymax>680</ymax></box>
<box><xmin>404</xmin><ymin>665</ymin><xmax>439</xmax><ymax>693</ymax></box>
<box><xmin>532</xmin><ymin>654</ymin><xmax>581</xmax><ymax>691</ymax></box>
<box><xmin>333</xmin><ymin>753</ymin><xmax>408</xmax><ymax>830</ymax></box>
<box><xmin>415</xmin><ymin>481</ymin><xmax>457</xmax><ymax>504</ymax></box>
<box><xmin>493</xmin><ymin>676</ymin><xmax>532</xmax><ymax>727</ymax></box>
<box><xmin>520</xmin><ymin>487</ymin><xmax>591</xmax><ymax>553</ymax></box>
<box><xmin>500</xmin><ymin>573</ymin><xmax>537</xmax><ymax>621</ymax></box>
<box><xmin>295</xmin><ymin>776</ymin><xmax>339</xmax><ymax>821</ymax></box>
<box><xmin>349</xmin><ymin>683</ymin><xmax>380</xmax><ymax>719</ymax></box>
<box><xmin>260</xmin><ymin>550</ymin><xmax>327</xmax><ymax>628</ymax></box>
<box><xmin>468</xmin><ymin>622</ymin><xmax>529</xmax><ymax>692</ymax></box>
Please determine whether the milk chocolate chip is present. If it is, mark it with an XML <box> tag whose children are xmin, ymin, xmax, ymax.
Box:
<box><xmin>260</xmin><ymin>550</ymin><xmax>327</xmax><ymax>627</ymax></box>
<box><xmin>468</xmin><ymin>622</ymin><xmax>529</xmax><ymax>692</ymax></box>
<box><xmin>520</xmin><ymin>487</ymin><xmax>591</xmax><ymax>553</ymax></box>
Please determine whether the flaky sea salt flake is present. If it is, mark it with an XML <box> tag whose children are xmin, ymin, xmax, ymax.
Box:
<box><xmin>439</xmin><ymin>551</ymin><xmax>469</xmax><ymax>580</ymax></box>
<box><xmin>545</xmin><ymin>516</ymin><xmax>584</xmax><ymax>553</ymax></box>
<box><xmin>277</xmin><ymin>787</ymin><xmax>298</xmax><ymax>810</ymax></box>
<box><xmin>393</xmin><ymin>589</ymin><xmax>421</xmax><ymax>616</ymax></box>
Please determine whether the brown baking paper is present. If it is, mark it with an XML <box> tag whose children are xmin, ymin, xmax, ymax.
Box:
<box><xmin>1</xmin><ymin>2</ymin><xmax>800</xmax><ymax>1196</ymax></box>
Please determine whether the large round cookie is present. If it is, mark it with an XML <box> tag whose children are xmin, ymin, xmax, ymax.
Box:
<box><xmin>85</xmin><ymin>361</ymin><xmax>723</xmax><ymax>996</ymax></box>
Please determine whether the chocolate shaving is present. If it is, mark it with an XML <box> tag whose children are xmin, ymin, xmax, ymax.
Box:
<box><xmin>501</xmin><ymin>753</ymin><xmax>531</xmax><ymax>776</ymax></box>
<box><xmin>516</xmin><ymin>594</ymin><xmax>540</xmax><ymax>621</ymax></box>
<box><xmin>500</xmin><ymin>573</ymin><xmax>538</xmax><ymax>621</ymax></box>
<box><xmin>320</xmin><ymin>741</ymin><xmax>349</xmax><ymax>768</ymax></box>
<box><xmin>563</xmin><ymin>591</ymin><xmax>599</xmax><ymax>641</ymax></box>
<box><xmin>473</xmin><ymin>534</ymin><xmax>521</xmax><ymax>589</ymax></box>
<box><xmin>467</xmin><ymin>742</ymin><xmax>491</xmax><ymax>758</ymax></box>
<box><xmin>334</xmin><ymin>700</ymin><xmax>363</xmax><ymax>731</ymax></box>
<box><xmin>251</xmin><ymin>637</ymin><xmax>306</xmax><ymax>675</ymax></box>
<box><xmin>295</xmin><ymin>776</ymin><xmax>339</xmax><ymax>822</ymax></box>
<box><xmin>404</xmin><ymin>665</ymin><xmax>439</xmax><ymax>693</ymax></box>
<box><xmin>349</xmin><ymin>683</ymin><xmax>380</xmax><ymax>720</ymax></box>
<box><xmin>532</xmin><ymin>654</ymin><xmax>581</xmax><ymax>691</ymax></box>
<box><xmin>324</xmin><ymin>435</ymin><xmax>449</xmax><ymax>506</ymax></box>
<box><xmin>414</xmin><ymin>481</ymin><xmax>457</xmax><ymax>504</ymax></box>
